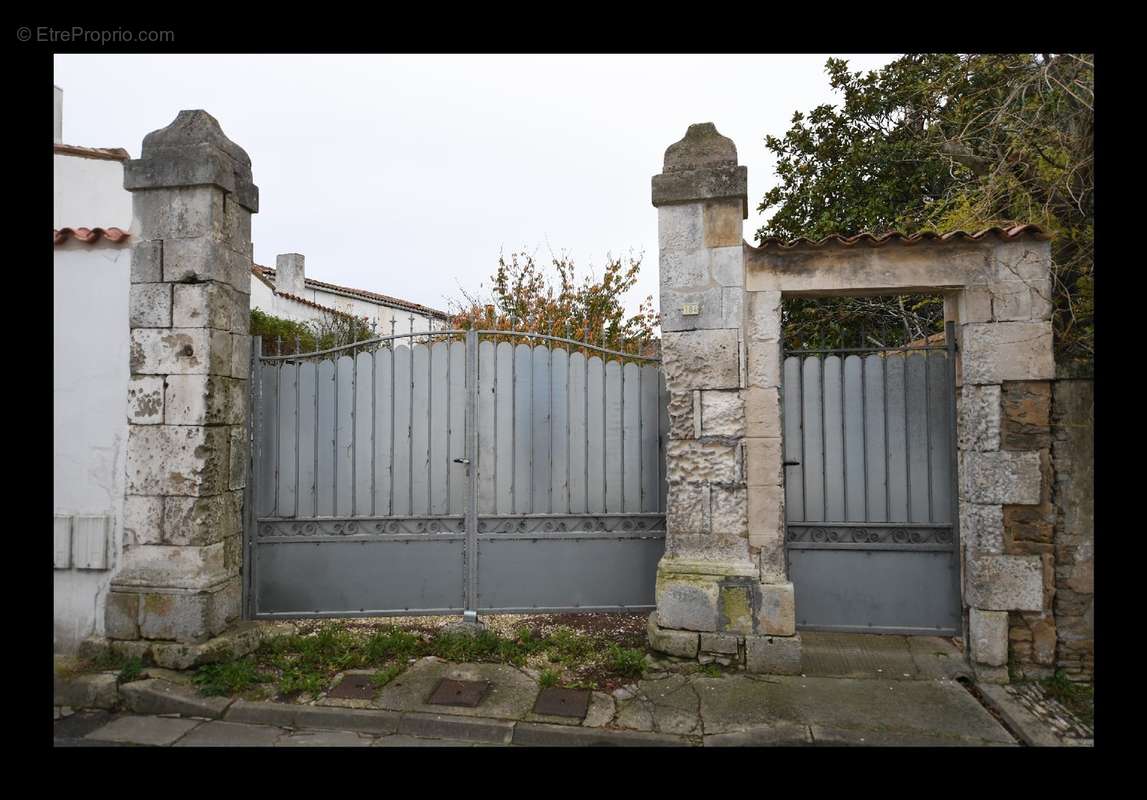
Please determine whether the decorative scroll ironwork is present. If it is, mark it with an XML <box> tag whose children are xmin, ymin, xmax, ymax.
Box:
<box><xmin>258</xmin><ymin>517</ymin><xmax>466</xmax><ymax>538</ymax></box>
<box><xmin>476</xmin><ymin>515</ymin><xmax>667</xmax><ymax>535</ymax></box>
<box><xmin>785</xmin><ymin>525</ymin><xmax>954</xmax><ymax>545</ymax></box>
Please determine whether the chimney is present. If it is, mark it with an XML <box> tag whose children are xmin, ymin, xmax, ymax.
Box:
<box><xmin>53</xmin><ymin>86</ymin><xmax>63</xmax><ymax>144</ymax></box>
<box><xmin>276</xmin><ymin>253</ymin><xmax>305</xmax><ymax>297</ymax></box>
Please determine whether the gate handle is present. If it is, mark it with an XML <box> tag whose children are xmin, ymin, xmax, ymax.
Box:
<box><xmin>453</xmin><ymin>458</ymin><xmax>471</xmax><ymax>465</ymax></box>
<box><xmin>783</xmin><ymin>460</ymin><xmax>801</xmax><ymax>467</ymax></box>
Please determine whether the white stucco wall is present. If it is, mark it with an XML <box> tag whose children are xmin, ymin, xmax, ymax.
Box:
<box><xmin>53</xmin><ymin>153</ymin><xmax>132</xmax><ymax>230</ymax></box>
<box><xmin>250</xmin><ymin>276</ymin><xmax>448</xmax><ymax>335</ymax></box>
<box><xmin>54</xmin><ymin>241</ymin><xmax>131</xmax><ymax>652</ymax></box>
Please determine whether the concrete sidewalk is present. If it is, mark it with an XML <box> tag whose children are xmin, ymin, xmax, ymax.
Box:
<box><xmin>57</xmin><ymin>633</ymin><xmax>1018</xmax><ymax>747</ymax></box>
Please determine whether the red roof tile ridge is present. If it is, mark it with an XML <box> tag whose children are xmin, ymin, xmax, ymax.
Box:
<box><xmin>755</xmin><ymin>224</ymin><xmax>1050</xmax><ymax>250</ymax></box>
<box><xmin>54</xmin><ymin>143</ymin><xmax>131</xmax><ymax>161</ymax></box>
<box><xmin>251</xmin><ymin>264</ymin><xmax>450</xmax><ymax>319</ymax></box>
<box><xmin>53</xmin><ymin>227</ymin><xmax>131</xmax><ymax>245</ymax></box>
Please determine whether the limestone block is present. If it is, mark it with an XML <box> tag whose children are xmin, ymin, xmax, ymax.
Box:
<box><xmin>124</xmin><ymin>495</ymin><xmax>164</xmax><ymax>546</ymax></box>
<box><xmin>127</xmin><ymin>376</ymin><xmax>165</xmax><ymax>424</ymax></box>
<box><xmin>223</xmin><ymin>194</ymin><xmax>254</xmax><ymax>254</ymax></box>
<box><xmin>658</xmin><ymin>203</ymin><xmax>704</xmax><ymax>256</ymax></box>
<box><xmin>746</xmin><ymin>337</ymin><xmax>781</xmax><ymax>389</ymax></box>
<box><xmin>1028</xmin><ymin>276</ymin><xmax>1054</xmax><ymax>321</ymax></box>
<box><xmin>667</xmin><ymin>390</ymin><xmax>694</xmax><ymax>440</ymax></box>
<box><xmin>700</xmin><ymin>632</ymin><xmax>740</xmax><ymax>655</ymax></box>
<box><xmin>130</xmin><ymin>328</ymin><xmax>233</xmax><ymax>376</ymax></box>
<box><xmin>1030</xmin><ymin>617</ymin><xmax>1057</xmax><ymax>666</ymax></box>
<box><xmin>131</xmin><ymin>240</ymin><xmax>163</xmax><ymax>283</ymax></box>
<box><xmin>230</xmin><ymin>426</ymin><xmax>248</xmax><ymax>491</ymax></box>
<box><xmin>664</xmin><ymin>533</ymin><xmax>751</xmax><ymax>564</ymax></box>
<box><xmin>722</xmin><ymin>288</ymin><xmax>743</xmax><ymax>330</ymax></box>
<box><xmin>710</xmin><ymin>484</ymin><xmax>747</xmax><ymax>536</ymax></box>
<box><xmin>961</xmin><ymin>450</ymin><xmax>1042</xmax><ymax>505</ymax></box>
<box><xmin>129</xmin><ymin>283</ymin><xmax>172</xmax><ymax>328</ymax></box>
<box><xmin>700</xmin><ymin>390</ymin><xmax>744</xmax><ymax>437</ymax></box>
<box><xmin>134</xmin><ymin>185</ymin><xmax>227</xmax><ymax>241</ymax></box>
<box><xmin>162</xmin><ymin>238</ymin><xmax>250</xmax><ymax>291</ymax></box>
<box><xmin>126</xmin><ymin>425</ymin><xmax>230</xmax><ymax>496</ymax></box>
<box><xmin>745</xmin><ymin>633</ymin><xmax>802</xmax><ymax>675</ymax></box>
<box><xmin>656</xmin><ymin>573</ymin><xmax>720</xmax><ymax>632</ymax></box>
<box><xmin>648</xmin><ymin>613</ymin><xmax>700</xmax><ymax>658</ymax></box>
<box><xmin>746</xmin><ymin>290</ymin><xmax>782</xmax><ymax>342</ymax></box>
<box><xmin>709</xmin><ymin>245</ymin><xmax>744</xmax><ymax>287</ymax></box>
<box><xmin>758</xmin><ymin>536</ymin><xmax>788</xmax><ymax>584</ymax></box>
<box><xmin>958</xmin><ymin>286</ymin><xmax>994</xmax><ymax>324</ymax></box>
<box><xmin>666</xmin><ymin>440</ymin><xmax>737</xmax><ymax>484</ymax></box>
<box><xmin>231</xmin><ymin>334</ymin><xmax>252</xmax><ymax>379</ymax></box>
<box><xmin>703</xmin><ymin>201</ymin><xmax>743</xmax><ymax>249</ymax></box>
<box><xmin>208</xmin><ymin>576</ymin><xmax>242</xmax><ymax>636</ymax></box>
<box><xmin>960</xmin><ymin>503</ymin><xmax>1004</xmax><ymax>555</ymax></box>
<box><xmin>990</xmin><ymin>281</ymin><xmax>1034</xmax><ymax>321</ymax></box>
<box><xmin>744</xmin><ymin>386</ymin><xmax>781</xmax><ymax>438</ymax></box>
<box><xmin>53</xmin><ymin>672</ymin><xmax>119</xmax><ymax>710</ymax></box>
<box><xmin>745</xmin><ymin>437</ymin><xmax>783</xmax><ymax>487</ymax></box>
<box><xmin>718</xmin><ymin>583</ymin><xmax>753</xmax><ymax>634</ymax></box>
<box><xmin>958</xmin><ymin>384</ymin><xmax>1000</xmax><ymax>451</ymax></box>
<box><xmin>659</xmin><ymin>248</ymin><xmax>709</xmax><ymax>291</ymax></box>
<box><xmin>137</xmin><ymin>590</ymin><xmax>212</xmax><ymax>643</ymax></box>
<box><xmin>755</xmin><ymin>582</ymin><xmax>795</xmax><ymax>636</ymax></box>
<box><xmin>163</xmin><ymin>492</ymin><xmax>240</xmax><ymax>546</ymax></box>
<box><xmin>667</xmin><ymin>482</ymin><xmax>708</xmax><ymax>534</ymax></box>
<box><xmin>106</xmin><ymin>592</ymin><xmax>140</xmax><ymax>640</ymax></box>
<box><xmin>115</xmin><ymin>542</ymin><xmax>232</xmax><ymax>591</ymax></box>
<box><xmin>968</xmin><ymin>608</ymin><xmax>1008</xmax><ymax>666</ymax></box>
<box><xmin>993</xmin><ymin>240</ymin><xmax>1050</xmax><ymax>284</ymax></box>
<box><xmin>172</xmin><ymin>282</ymin><xmax>234</xmax><ymax>330</ymax></box>
<box><xmin>662</xmin><ymin>329</ymin><xmax>740</xmax><ymax>391</ymax></box>
<box><xmin>960</xmin><ymin>322</ymin><xmax>1054</xmax><ymax>384</ymax></box>
<box><xmin>965</xmin><ymin>555</ymin><xmax>1044</xmax><ymax>611</ymax></box>
<box><xmin>747</xmin><ymin>484</ymin><xmax>784</xmax><ymax>548</ymax></box>
<box><xmin>164</xmin><ymin>375</ymin><xmax>245</xmax><ymax>426</ymax></box>
<box><xmin>660</xmin><ymin>286</ymin><xmax>726</xmax><ymax>332</ymax></box>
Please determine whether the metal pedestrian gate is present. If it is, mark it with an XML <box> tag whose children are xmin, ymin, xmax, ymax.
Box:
<box><xmin>244</xmin><ymin>328</ymin><xmax>668</xmax><ymax>620</ymax></box>
<box><xmin>781</xmin><ymin>321</ymin><xmax>961</xmax><ymax>635</ymax></box>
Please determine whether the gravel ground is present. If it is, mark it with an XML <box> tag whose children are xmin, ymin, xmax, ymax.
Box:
<box><xmin>293</xmin><ymin>612</ymin><xmax>649</xmax><ymax>646</ymax></box>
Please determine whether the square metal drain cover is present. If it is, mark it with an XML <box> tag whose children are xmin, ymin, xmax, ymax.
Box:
<box><xmin>427</xmin><ymin>678</ymin><xmax>490</xmax><ymax>708</ymax></box>
<box><xmin>533</xmin><ymin>687</ymin><xmax>591</xmax><ymax>718</ymax></box>
<box><xmin>327</xmin><ymin>673</ymin><xmax>377</xmax><ymax>700</ymax></box>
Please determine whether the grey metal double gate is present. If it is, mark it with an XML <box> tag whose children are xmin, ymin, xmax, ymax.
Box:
<box><xmin>244</xmin><ymin>328</ymin><xmax>668</xmax><ymax>619</ymax></box>
<box><xmin>782</xmin><ymin>321</ymin><xmax>961</xmax><ymax>635</ymax></box>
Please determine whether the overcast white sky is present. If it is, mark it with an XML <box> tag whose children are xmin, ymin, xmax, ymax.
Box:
<box><xmin>54</xmin><ymin>54</ymin><xmax>900</xmax><ymax>317</ymax></box>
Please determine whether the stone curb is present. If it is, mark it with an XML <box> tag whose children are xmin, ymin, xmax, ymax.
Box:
<box><xmin>121</xmin><ymin>679</ymin><xmax>233</xmax><ymax>719</ymax></box>
<box><xmin>975</xmin><ymin>683</ymin><xmax>1061</xmax><ymax>747</ymax></box>
<box><xmin>512</xmin><ymin>722</ymin><xmax>692</xmax><ymax>747</ymax></box>
<box><xmin>398</xmin><ymin>712</ymin><xmax>514</xmax><ymax>744</ymax></box>
<box><xmin>225</xmin><ymin>700</ymin><xmax>399</xmax><ymax>735</ymax></box>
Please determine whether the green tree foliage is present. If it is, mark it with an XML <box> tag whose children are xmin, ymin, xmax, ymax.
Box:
<box><xmin>249</xmin><ymin>307</ymin><xmax>377</xmax><ymax>356</ymax></box>
<box><xmin>758</xmin><ymin>54</ymin><xmax>1093</xmax><ymax>361</ymax></box>
<box><xmin>449</xmin><ymin>250</ymin><xmax>659</xmax><ymax>357</ymax></box>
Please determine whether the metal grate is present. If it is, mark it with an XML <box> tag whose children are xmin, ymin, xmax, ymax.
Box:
<box><xmin>427</xmin><ymin>678</ymin><xmax>490</xmax><ymax>708</ymax></box>
<box><xmin>533</xmin><ymin>687</ymin><xmax>591</xmax><ymax>718</ymax></box>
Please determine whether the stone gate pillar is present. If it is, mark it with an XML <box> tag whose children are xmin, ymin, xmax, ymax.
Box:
<box><xmin>105</xmin><ymin>111</ymin><xmax>257</xmax><ymax>660</ymax></box>
<box><xmin>648</xmin><ymin>123</ymin><xmax>800</xmax><ymax>673</ymax></box>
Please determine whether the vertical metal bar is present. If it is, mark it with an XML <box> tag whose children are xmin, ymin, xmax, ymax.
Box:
<box><xmin>426</xmin><ymin>335</ymin><xmax>433</xmax><ymax>515</ymax></box>
<box><xmin>371</xmin><ymin>350</ymin><xmax>377</xmax><ymax>517</ymax></box>
<box><xmin>445</xmin><ymin>335</ymin><xmax>451</xmax><ymax>516</ymax></box>
<box><xmin>409</xmin><ymin>317</ymin><xmax>415</xmax><ymax>515</ymax></box>
<box><xmin>332</xmin><ymin>354</ymin><xmax>338</xmax><ymax>516</ymax></box>
<box><xmin>620</xmin><ymin>349</ymin><xmax>625</xmax><ymax>512</ymax></box>
<box><xmin>313</xmin><ymin>350</ymin><xmax>319</xmax><ymax>517</ymax></box>
<box><xmin>529</xmin><ymin>332</ymin><xmax>534</xmax><ymax>514</ymax></box>
<box><xmin>566</xmin><ymin>321</ymin><xmax>572</xmax><ymax>515</ymax></box>
<box><xmin>274</xmin><ymin>361</ymin><xmax>281</xmax><ymax>516</ymax></box>
<box><xmin>902</xmin><ymin>343</ymin><xmax>911</xmax><ymax>522</ymax></box>
<box><xmin>861</xmin><ymin>352</ymin><xmax>869</xmax><ymax>523</ymax></box>
<box><xmin>584</xmin><ymin>323</ymin><xmax>590</xmax><ymax>513</ymax></box>
<box><xmin>799</xmin><ymin>354</ymin><xmax>807</xmax><ymax>522</ymax></box>
<box><xmin>839</xmin><ymin>354</ymin><xmax>847</xmax><ymax>520</ymax></box>
<box><xmin>511</xmin><ymin>331</ymin><xmax>516</xmax><ymax>513</ymax></box>
<box><xmin>465</xmin><ymin>328</ymin><xmax>479</xmax><ymax>614</ymax></box>
<box><xmin>883</xmin><ymin>349</ymin><xmax>891</xmax><ymax>520</ymax></box>
<box><xmin>820</xmin><ymin>354</ymin><xmax>827</xmax><ymax>522</ymax></box>
<box><xmin>638</xmin><ymin>356</ymin><xmax>643</xmax><ymax>512</ymax></box>
<box><xmin>548</xmin><ymin>322</ymin><xmax>554</xmax><ymax>514</ymax></box>
<box><xmin>294</xmin><ymin>350</ymin><xmax>301</xmax><ymax>520</ymax></box>
<box><xmin>351</xmin><ymin>347</ymin><xmax>357</xmax><ymax>517</ymax></box>
<box><xmin>924</xmin><ymin>346</ymin><xmax>933</xmax><ymax>523</ymax></box>
<box><xmin>390</xmin><ymin>319</ymin><xmax>396</xmax><ymax>515</ymax></box>
<box><xmin>492</xmin><ymin>331</ymin><xmax>498</xmax><ymax>510</ymax></box>
<box><xmin>244</xmin><ymin>337</ymin><xmax>263</xmax><ymax>619</ymax></box>
<box><xmin>946</xmin><ymin>321</ymin><xmax>962</xmax><ymax>623</ymax></box>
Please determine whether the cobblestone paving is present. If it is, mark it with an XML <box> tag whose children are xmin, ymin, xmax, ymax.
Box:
<box><xmin>1005</xmin><ymin>683</ymin><xmax>1093</xmax><ymax>741</ymax></box>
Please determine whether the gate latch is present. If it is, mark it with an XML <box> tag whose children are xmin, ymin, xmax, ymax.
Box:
<box><xmin>783</xmin><ymin>460</ymin><xmax>801</xmax><ymax>467</ymax></box>
<box><xmin>453</xmin><ymin>458</ymin><xmax>471</xmax><ymax>465</ymax></box>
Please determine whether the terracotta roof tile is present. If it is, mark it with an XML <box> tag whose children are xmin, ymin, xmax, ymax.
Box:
<box><xmin>53</xmin><ymin>144</ymin><xmax>130</xmax><ymax>161</ymax></box>
<box><xmin>755</xmin><ymin>224</ymin><xmax>1051</xmax><ymax>250</ymax></box>
<box><xmin>252</xmin><ymin>264</ymin><xmax>450</xmax><ymax>319</ymax></box>
<box><xmin>53</xmin><ymin>227</ymin><xmax>130</xmax><ymax>245</ymax></box>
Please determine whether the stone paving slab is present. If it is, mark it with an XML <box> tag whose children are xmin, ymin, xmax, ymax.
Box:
<box><xmin>84</xmin><ymin>715</ymin><xmax>202</xmax><ymax>746</ymax></box>
<box><xmin>121</xmin><ymin>678</ymin><xmax>233</xmax><ymax>718</ymax></box>
<box><xmin>376</xmin><ymin>659</ymin><xmax>538</xmax><ymax>720</ymax></box>
<box><xmin>276</xmin><ymin>729</ymin><xmax>374</xmax><ymax>747</ymax></box>
<box><xmin>704</xmin><ymin>722</ymin><xmax>813</xmax><ymax>746</ymax></box>
<box><xmin>800</xmin><ymin>632</ymin><xmax>964</xmax><ymax>680</ymax></box>
<box><xmin>173</xmin><ymin>720</ymin><xmax>286</xmax><ymax>747</ymax></box>
<box><xmin>809</xmin><ymin>725</ymin><xmax>1016</xmax><ymax>747</ymax></box>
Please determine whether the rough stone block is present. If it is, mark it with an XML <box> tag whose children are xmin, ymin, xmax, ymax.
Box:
<box><xmin>131</xmin><ymin>240</ymin><xmax>163</xmax><ymax>283</ymax></box>
<box><xmin>666</xmin><ymin>390</ymin><xmax>694</xmax><ymax>440</ymax></box>
<box><xmin>745</xmin><ymin>437</ymin><xmax>783</xmax><ymax>487</ymax></box>
<box><xmin>666</xmin><ymin>440</ymin><xmax>737</xmax><ymax>484</ymax></box>
<box><xmin>961</xmin><ymin>450</ymin><xmax>1042</xmax><ymax>505</ymax></box>
<box><xmin>710</xmin><ymin>484</ymin><xmax>747</xmax><ymax>536</ymax></box>
<box><xmin>966</xmin><ymin>555</ymin><xmax>1044</xmax><ymax>611</ymax></box>
<box><xmin>745</xmin><ymin>633</ymin><xmax>802</xmax><ymax>675</ymax></box>
<box><xmin>162</xmin><ymin>237</ymin><xmax>251</xmax><ymax>291</ymax></box>
<box><xmin>124</xmin><ymin>495</ymin><xmax>164</xmax><ymax>546</ymax></box>
<box><xmin>664</xmin><ymin>532</ymin><xmax>751</xmax><ymax>563</ymax></box>
<box><xmin>722</xmin><ymin>288</ymin><xmax>743</xmax><ymax>329</ymax></box>
<box><xmin>134</xmin><ymin>185</ymin><xmax>227</xmax><ymax>240</ymax></box>
<box><xmin>662</xmin><ymin>329</ymin><xmax>740</xmax><ymax>391</ymax></box>
<box><xmin>54</xmin><ymin>672</ymin><xmax>118</xmax><ymax>710</ymax></box>
<box><xmin>1030</xmin><ymin>617</ymin><xmax>1057</xmax><ymax>665</ymax></box>
<box><xmin>126</xmin><ymin>425</ymin><xmax>230</xmax><ymax>496</ymax></box>
<box><xmin>700</xmin><ymin>632</ymin><xmax>740</xmax><ymax>655</ymax></box>
<box><xmin>709</xmin><ymin>245</ymin><xmax>743</xmax><ymax>287</ymax></box>
<box><xmin>126</xmin><ymin>376</ymin><xmax>165</xmax><ymax>424</ymax></box>
<box><xmin>129</xmin><ymin>283</ymin><xmax>172</xmax><ymax>328</ymax></box>
<box><xmin>744</xmin><ymin>386</ymin><xmax>781</xmax><ymax>438</ymax></box>
<box><xmin>105</xmin><ymin>592</ymin><xmax>140</xmax><ymax>640</ymax></box>
<box><xmin>110</xmin><ymin>639</ymin><xmax>155</xmax><ymax>664</ymax></box>
<box><xmin>969</xmin><ymin>608</ymin><xmax>1008</xmax><ymax>666</ymax></box>
<box><xmin>230</xmin><ymin>426</ymin><xmax>248</xmax><ymax>490</ymax></box>
<box><xmin>747</xmin><ymin>484</ymin><xmax>784</xmax><ymax>548</ymax></box>
<box><xmin>699</xmin><ymin>390</ymin><xmax>744</xmax><ymax>437</ymax></box>
<box><xmin>755</xmin><ymin>582</ymin><xmax>795</xmax><ymax>636</ymax></box>
<box><xmin>130</xmin><ymin>327</ymin><xmax>233</xmax><ymax>375</ymax></box>
<box><xmin>961</xmin><ymin>503</ymin><xmax>1004</xmax><ymax>555</ymax></box>
<box><xmin>993</xmin><ymin>241</ymin><xmax>1050</xmax><ymax>284</ymax></box>
<box><xmin>958</xmin><ymin>286</ymin><xmax>993</xmax><ymax>324</ymax></box>
<box><xmin>1000</xmin><ymin>381</ymin><xmax>1052</xmax><ymax>450</ymax></box>
<box><xmin>667</xmin><ymin>482</ymin><xmax>709</xmax><ymax>534</ymax></box>
<box><xmin>961</xmin><ymin>322</ymin><xmax>1054</xmax><ymax>384</ymax></box>
<box><xmin>115</xmin><ymin>542</ymin><xmax>231</xmax><ymax>591</ymax></box>
<box><xmin>647</xmin><ymin>613</ymin><xmax>700</xmax><ymax>658</ymax></box>
<box><xmin>172</xmin><ymin>282</ymin><xmax>234</xmax><ymax>330</ymax></box>
<box><xmin>658</xmin><ymin>203</ymin><xmax>704</xmax><ymax>258</ymax></box>
<box><xmin>746</xmin><ymin>337</ymin><xmax>781</xmax><ymax>389</ymax></box>
<box><xmin>660</xmin><ymin>286</ymin><xmax>727</xmax><ymax>332</ymax></box>
<box><xmin>150</xmin><ymin>621</ymin><xmax>277</xmax><ymax>670</ymax></box>
<box><xmin>208</xmin><ymin>576</ymin><xmax>242</xmax><ymax>636</ymax></box>
<box><xmin>163</xmin><ymin>492</ymin><xmax>240</xmax><ymax>546</ymax></box>
<box><xmin>746</xmin><ymin>290</ymin><xmax>782</xmax><ymax>342</ymax></box>
<box><xmin>656</xmin><ymin>573</ymin><xmax>720</xmax><ymax>632</ymax></box>
<box><xmin>137</xmin><ymin>590</ymin><xmax>213</xmax><ymax>643</ymax></box>
<box><xmin>121</xmin><ymin>678</ymin><xmax>232</xmax><ymax>718</ymax></box>
<box><xmin>703</xmin><ymin>201</ymin><xmax>743</xmax><ymax>249</ymax></box>
<box><xmin>719</xmin><ymin>583</ymin><xmax>753</xmax><ymax>634</ymax></box>
<box><xmin>1004</xmin><ymin>503</ymin><xmax>1054</xmax><ymax>545</ymax></box>
<box><xmin>958</xmin><ymin>384</ymin><xmax>1000</xmax><ymax>451</ymax></box>
<box><xmin>991</xmin><ymin>280</ymin><xmax>1036</xmax><ymax>322</ymax></box>
<box><xmin>231</xmin><ymin>333</ymin><xmax>252</xmax><ymax>378</ymax></box>
<box><xmin>164</xmin><ymin>374</ymin><xmax>245</xmax><ymax>426</ymax></box>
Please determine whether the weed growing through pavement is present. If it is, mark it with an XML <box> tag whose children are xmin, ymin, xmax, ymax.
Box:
<box><xmin>538</xmin><ymin>668</ymin><xmax>560</xmax><ymax>688</ymax></box>
<box><xmin>1040</xmin><ymin>670</ymin><xmax>1093</xmax><ymax>726</ymax></box>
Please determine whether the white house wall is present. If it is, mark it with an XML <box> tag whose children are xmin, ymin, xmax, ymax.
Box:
<box><xmin>53</xmin><ymin>154</ymin><xmax>132</xmax><ymax>230</ymax></box>
<box><xmin>54</xmin><ymin>241</ymin><xmax>131</xmax><ymax>652</ymax></box>
<box><xmin>250</xmin><ymin>281</ymin><xmax>448</xmax><ymax>335</ymax></box>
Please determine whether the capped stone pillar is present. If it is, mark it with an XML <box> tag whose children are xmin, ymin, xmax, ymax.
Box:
<box><xmin>109</xmin><ymin>110</ymin><xmax>257</xmax><ymax>650</ymax></box>
<box><xmin>648</xmin><ymin>123</ymin><xmax>799</xmax><ymax>673</ymax></box>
